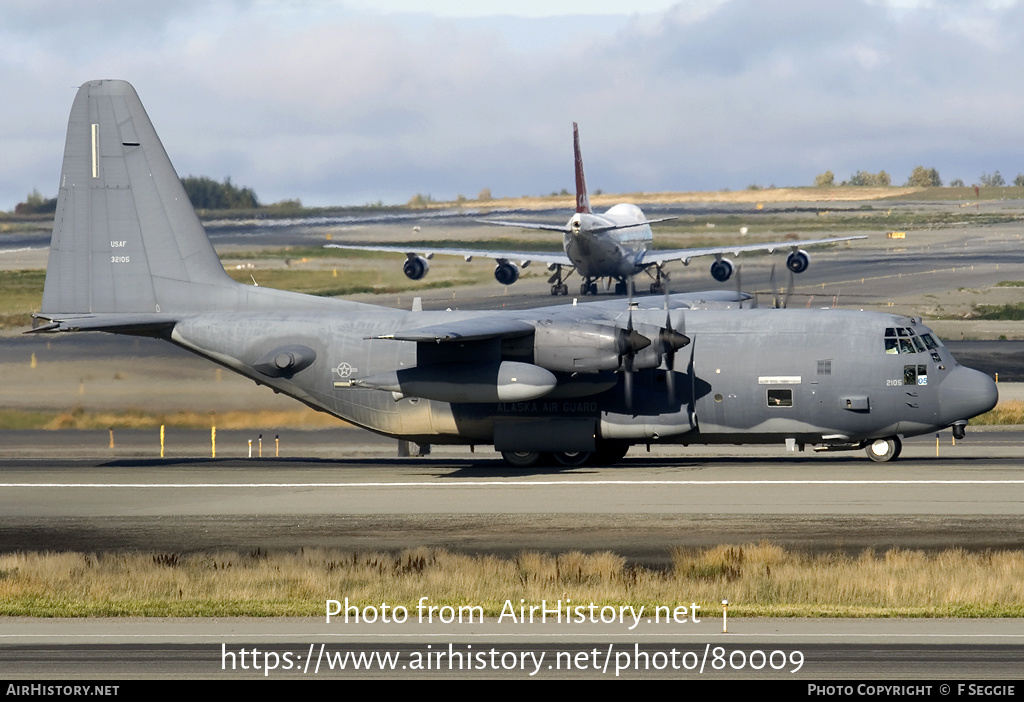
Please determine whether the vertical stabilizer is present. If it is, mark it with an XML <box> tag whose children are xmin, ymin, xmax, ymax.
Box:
<box><xmin>41</xmin><ymin>79</ymin><xmax>236</xmax><ymax>316</ymax></box>
<box><xmin>573</xmin><ymin>122</ymin><xmax>591</xmax><ymax>214</ymax></box>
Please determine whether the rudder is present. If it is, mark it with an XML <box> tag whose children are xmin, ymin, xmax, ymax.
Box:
<box><xmin>42</xmin><ymin>80</ymin><xmax>236</xmax><ymax>316</ymax></box>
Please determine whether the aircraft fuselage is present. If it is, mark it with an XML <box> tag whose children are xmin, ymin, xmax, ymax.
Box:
<box><xmin>168</xmin><ymin>303</ymin><xmax>996</xmax><ymax>455</ymax></box>
<box><xmin>564</xmin><ymin>204</ymin><xmax>653</xmax><ymax>279</ymax></box>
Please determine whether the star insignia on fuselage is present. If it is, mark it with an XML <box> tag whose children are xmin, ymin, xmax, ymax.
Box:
<box><xmin>334</xmin><ymin>362</ymin><xmax>356</xmax><ymax>378</ymax></box>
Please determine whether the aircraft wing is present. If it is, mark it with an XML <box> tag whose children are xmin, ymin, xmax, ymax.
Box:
<box><xmin>480</xmin><ymin>216</ymin><xmax>677</xmax><ymax>235</ymax></box>
<box><xmin>637</xmin><ymin>235</ymin><xmax>866</xmax><ymax>266</ymax></box>
<box><xmin>477</xmin><ymin>219</ymin><xmax>572</xmax><ymax>233</ymax></box>
<box><xmin>325</xmin><ymin>243</ymin><xmax>573</xmax><ymax>267</ymax></box>
<box><xmin>371</xmin><ymin>317</ymin><xmax>536</xmax><ymax>343</ymax></box>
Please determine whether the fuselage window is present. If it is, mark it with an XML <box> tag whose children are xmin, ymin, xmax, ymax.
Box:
<box><xmin>767</xmin><ymin>389</ymin><xmax>793</xmax><ymax>407</ymax></box>
<box><xmin>903</xmin><ymin>365</ymin><xmax>918</xmax><ymax>386</ymax></box>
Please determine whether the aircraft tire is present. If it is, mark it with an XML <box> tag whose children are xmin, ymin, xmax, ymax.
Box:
<box><xmin>589</xmin><ymin>440</ymin><xmax>630</xmax><ymax>466</ymax></box>
<box><xmin>501</xmin><ymin>450</ymin><xmax>542</xmax><ymax>467</ymax></box>
<box><xmin>865</xmin><ymin>437</ymin><xmax>902</xmax><ymax>462</ymax></box>
<box><xmin>552</xmin><ymin>451</ymin><xmax>590</xmax><ymax>467</ymax></box>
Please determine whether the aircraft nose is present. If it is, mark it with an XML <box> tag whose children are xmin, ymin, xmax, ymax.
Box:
<box><xmin>939</xmin><ymin>366</ymin><xmax>998</xmax><ymax>424</ymax></box>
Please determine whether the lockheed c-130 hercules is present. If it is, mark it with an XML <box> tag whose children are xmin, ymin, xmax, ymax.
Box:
<box><xmin>32</xmin><ymin>80</ymin><xmax>998</xmax><ymax>467</ymax></box>
<box><xmin>327</xmin><ymin>122</ymin><xmax>865</xmax><ymax>297</ymax></box>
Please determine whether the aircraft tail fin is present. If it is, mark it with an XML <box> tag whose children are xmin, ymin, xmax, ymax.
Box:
<box><xmin>573</xmin><ymin>122</ymin><xmax>591</xmax><ymax>214</ymax></box>
<box><xmin>41</xmin><ymin>80</ymin><xmax>238</xmax><ymax>317</ymax></box>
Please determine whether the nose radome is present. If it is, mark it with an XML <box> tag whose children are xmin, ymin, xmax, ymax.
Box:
<box><xmin>939</xmin><ymin>366</ymin><xmax>998</xmax><ymax>424</ymax></box>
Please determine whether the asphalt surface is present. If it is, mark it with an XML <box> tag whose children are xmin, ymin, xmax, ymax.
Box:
<box><xmin>1</xmin><ymin>442</ymin><xmax>1024</xmax><ymax>680</ymax></box>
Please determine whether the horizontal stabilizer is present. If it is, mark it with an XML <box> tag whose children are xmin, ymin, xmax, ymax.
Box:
<box><xmin>29</xmin><ymin>312</ymin><xmax>178</xmax><ymax>335</ymax></box>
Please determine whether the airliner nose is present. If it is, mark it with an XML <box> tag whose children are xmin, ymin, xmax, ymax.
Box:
<box><xmin>939</xmin><ymin>366</ymin><xmax>998</xmax><ymax>424</ymax></box>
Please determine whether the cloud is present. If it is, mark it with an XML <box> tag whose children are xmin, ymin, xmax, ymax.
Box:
<box><xmin>4</xmin><ymin>1</ymin><xmax>1024</xmax><ymax>210</ymax></box>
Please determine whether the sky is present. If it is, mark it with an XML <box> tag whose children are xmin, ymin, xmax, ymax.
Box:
<box><xmin>3</xmin><ymin>0</ymin><xmax>1024</xmax><ymax>210</ymax></box>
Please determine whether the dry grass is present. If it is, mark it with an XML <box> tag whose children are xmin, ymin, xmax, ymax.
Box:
<box><xmin>1</xmin><ymin>543</ymin><xmax>1022</xmax><ymax>617</ymax></box>
<box><xmin>972</xmin><ymin>401</ymin><xmax>1024</xmax><ymax>426</ymax></box>
<box><xmin>435</xmin><ymin>187</ymin><xmax>924</xmax><ymax>211</ymax></box>
<box><xmin>32</xmin><ymin>408</ymin><xmax>343</xmax><ymax>430</ymax></box>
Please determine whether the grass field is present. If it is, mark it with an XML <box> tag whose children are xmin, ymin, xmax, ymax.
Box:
<box><xmin>1</xmin><ymin>543</ymin><xmax>1021</xmax><ymax>617</ymax></box>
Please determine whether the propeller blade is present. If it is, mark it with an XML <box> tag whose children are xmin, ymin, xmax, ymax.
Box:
<box><xmin>784</xmin><ymin>268</ymin><xmax>795</xmax><ymax>309</ymax></box>
<box><xmin>659</xmin><ymin>273</ymin><xmax>691</xmax><ymax>404</ymax></box>
<box><xmin>623</xmin><ymin>276</ymin><xmax>640</xmax><ymax>412</ymax></box>
<box><xmin>770</xmin><ymin>263</ymin><xmax>780</xmax><ymax>309</ymax></box>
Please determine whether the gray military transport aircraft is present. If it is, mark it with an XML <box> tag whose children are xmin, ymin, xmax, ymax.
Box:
<box><xmin>32</xmin><ymin>80</ymin><xmax>998</xmax><ymax>467</ymax></box>
<box><xmin>327</xmin><ymin>122</ymin><xmax>865</xmax><ymax>297</ymax></box>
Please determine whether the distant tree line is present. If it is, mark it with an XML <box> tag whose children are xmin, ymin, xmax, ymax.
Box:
<box><xmin>14</xmin><ymin>189</ymin><xmax>57</xmax><ymax>215</ymax></box>
<box><xmin>180</xmin><ymin>176</ymin><xmax>259</xmax><ymax>210</ymax></box>
<box><xmin>814</xmin><ymin>167</ymin><xmax>1024</xmax><ymax>189</ymax></box>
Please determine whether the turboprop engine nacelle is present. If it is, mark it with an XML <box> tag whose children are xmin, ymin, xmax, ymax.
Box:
<box><xmin>530</xmin><ymin>321</ymin><xmax>650</xmax><ymax>373</ymax></box>
<box><xmin>403</xmin><ymin>255</ymin><xmax>430</xmax><ymax>280</ymax></box>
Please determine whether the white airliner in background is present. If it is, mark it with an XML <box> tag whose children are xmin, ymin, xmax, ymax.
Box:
<box><xmin>328</xmin><ymin>123</ymin><xmax>865</xmax><ymax>296</ymax></box>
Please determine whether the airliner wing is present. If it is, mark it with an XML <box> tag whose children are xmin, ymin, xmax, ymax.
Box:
<box><xmin>477</xmin><ymin>219</ymin><xmax>572</xmax><ymax>233</ymax></box>
<box><xmin>325</xmin><ymin>243</ymin><xmax>573</xmax><ymax>267</ymax></box>
<box><xmin>481</xmin><ymin>216</ymin><xmax>677</xmax><ymax>235</ymax></box>
<box><xmin>637</xmin><ymin>235</ymin><xmax>866</xmax><ymax>266</ymax></box>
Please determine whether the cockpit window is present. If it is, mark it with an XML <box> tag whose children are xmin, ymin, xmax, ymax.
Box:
<box><xmin>883</xmin><ymin>327</ymin><xmax>933</xmax><ymax>355</ymax></box>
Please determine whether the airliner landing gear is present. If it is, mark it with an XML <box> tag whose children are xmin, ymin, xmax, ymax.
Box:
<box><xmin>580</xmin><ymin>278</ymin><xmax>598</xmax><ymax>295</ymax></box>
<box><xmin>648</xmin><ymin>265</ymin><xmax>667</xmax><ymax>295</ymax></box>
<box><xmin>548</xmin><ymin>265</ymin><xmax>569</xmax><ymax>296</ymax></box>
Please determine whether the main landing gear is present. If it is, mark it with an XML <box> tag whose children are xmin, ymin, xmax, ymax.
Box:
<box><xmin>865</xmin><ymin>436</ymin><xmax>902</xmax><ymax>462</ymax></box>
<box><xmin>500</xmin><ymin>441</ymin><xmax>631</xmax><ymax>468</ymax></box>
<box><xmin>548</xmin><ymin>265</ymin><xmax>570</xmax><ymax>296</ymax></box>
<box><xmin>647</xmin><ymin>265</ymin><xmax>667</xmax><ymax>295</ymax></box>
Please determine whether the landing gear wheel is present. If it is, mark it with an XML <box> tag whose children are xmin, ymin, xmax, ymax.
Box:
<box><xmin>865</xmin><ymin>437</ymin><xmax>902</xmax><ymax>462</ymax></box>
<box><xmin>615</xmin><ymin>281</ymin><xmax>627</xmax><ymax>295</ymax></box>
<box><xmin>559</xmin><ymin>284</ymin><xmax>568</xmax><ymax>295</ymax></box>
<box><xmin>501</xmin><ymin>451</ymin><xmax>542</xmax><ymax>467</ymax></box>
<box><xmin>589</xmin><ymin>440</ymin><xmax>630</xmax><ymax>466</ymax></box>
<box><xmin>552</xmin><ymin>451</ymin><xmax>590</xmax><ymax>467</ymax></box>
<box><xmin>580</xmin><ymin>283</ymin><xmax>591</xmax><ymax>296</ymax></box>
<box><xmin>650</xmin><ymin>283</ymin><xmax>664</xmax><ymax>295</ymax></box>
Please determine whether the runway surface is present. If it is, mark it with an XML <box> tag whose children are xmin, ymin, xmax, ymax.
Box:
<box><xmin>1</xmin><ymin>437</ymin><xmax>1023</xmax><ymax>680</ymax></box>
<box><xmin>2</xmin><ymin>429</ymin><xmax>1023</xmax><ymax>560</ymax></box>
<box><xmin>2</xmin><ymin>617</ymin><xmax>1023</xmax><ymax>680</ymax></box>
